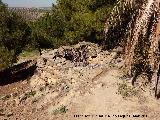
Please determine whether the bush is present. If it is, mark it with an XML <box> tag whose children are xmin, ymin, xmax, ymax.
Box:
<box><xmin>0</xmin><ymin>0</ymin><xmax>32</xmax><ymax>69</ymax></box>
<box><xmin>29</xmin><ymin>0</ymin><xmax>116</xmax><ymax>49</ymax></box>
<box><xmin>117</xmin><ymin>82</ymin><xmax>139</xmax><ymax>99</ymax></box>
<box><xmin>0</xmin><ymin>46</ymin><xmax>15</xmax><ymax>70</ymax></box>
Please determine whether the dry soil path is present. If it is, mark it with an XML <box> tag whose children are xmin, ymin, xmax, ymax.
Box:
<box><xmin>54</xmin><ymin>69</ymin><xmax>160</xmax><ymax>120</ymax></box>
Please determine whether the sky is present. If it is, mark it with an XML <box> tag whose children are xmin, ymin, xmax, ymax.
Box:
<box><xmin>2</xmin><ymin>0</ymin><xmax>56</xmax><ymax>7</ymax></box>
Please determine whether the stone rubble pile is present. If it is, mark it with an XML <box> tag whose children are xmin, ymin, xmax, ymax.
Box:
<box><xmin>30</xmin><ymin>41</ymin><xmax>123</xmax><ymax>88</ymax></box>
<box><xmin>0</xmin><ymin>42</ymin><xmax>124</xmax><ymax>118</ymax></box>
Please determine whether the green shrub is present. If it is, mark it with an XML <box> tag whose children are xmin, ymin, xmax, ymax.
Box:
<box><xmin>29</xmin><ymin>0</ymin><xmax>116</xmax><ymax>49</ymax></box>
<box><xmin>117</xmin><ymin>82</ymin><xmax>139</xmax><ymax>99</ymax></box>
<box><xmin>0</xmin><ymin>1</ymin><xmax>32</xmax><ymax>69</ymax></box>
<box><xmin>53</xmin><ymin>105</ymin><xmax>68</xmax><ymax>115</ymax></box>
<box><xmin>0</xmin><ymin>46</ymin><xmax>15</xmax><ymax>70</ymax></box>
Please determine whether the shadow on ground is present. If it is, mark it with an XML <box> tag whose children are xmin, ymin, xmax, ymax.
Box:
<box><xmin>0</xmin><ymin>60</ymin><xmax>37</xmax><ymax>86</ymax></box>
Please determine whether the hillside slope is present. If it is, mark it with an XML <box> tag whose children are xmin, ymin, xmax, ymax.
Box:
<box><xmin>0</xmin><ymin>42</ymin><xmax>160</xmax><ymax>120</ymax></box>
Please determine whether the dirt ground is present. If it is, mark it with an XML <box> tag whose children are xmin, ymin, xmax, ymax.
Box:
<box><xmin>1</xmin><ymin>67</ymin><xmax>160</xmax><ymax>120</ymax></box>
<box><xmin>1</xmin><ymin>43</ymin><xmax>160</xmax><ymax>120</ymax></box>
<box><xmin>57</xmin><ymin>69</ymin><xmax>160</xmax><ymax>120</ymax></box>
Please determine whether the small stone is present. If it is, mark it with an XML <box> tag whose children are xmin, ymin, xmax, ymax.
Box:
<box><xmin>96</xmin><ymin>83</ymin><xmax>104</xmax><ymax>88</ymax></box>
<box><xmin>12</xmin><ymin>93</ymin><xmax>18</xmax><ymax>98</ymax></box>
<box><xmin>7</xmin><ymin>112</ymin><xmax>13</xmax><ymax>117</ymax></box>
<box><xmin>14</xmin><ymin>98</ymin><xmax>20</xmax><ymax>105</ymax></box>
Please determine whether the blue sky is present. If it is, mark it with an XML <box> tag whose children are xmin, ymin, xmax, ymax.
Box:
<box><xmin>2</xmin><ymin>0</ymin><xmax>56</xmax><ymax>7</ymax></box>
